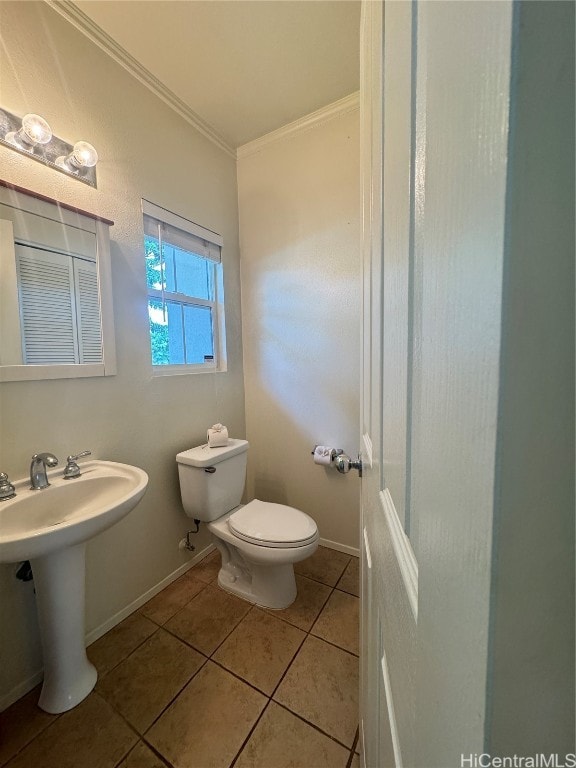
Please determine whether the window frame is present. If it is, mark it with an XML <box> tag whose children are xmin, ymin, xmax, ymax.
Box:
<box><xmin>142</xmin><ymin>199</ymin><xmax>226</xmax><ymax>375</ymax></box>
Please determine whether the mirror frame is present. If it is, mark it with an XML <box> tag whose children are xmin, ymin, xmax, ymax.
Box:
<box><xmin>0</xmin><ymin>180</ymin><xmax>116</xmax><ymax>382</ymax></box>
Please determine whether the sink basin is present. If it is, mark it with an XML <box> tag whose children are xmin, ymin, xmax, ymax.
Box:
<box><xmin>0</xmin><ymin>460</ymin><xmax>148</xmax><ymax>563</ymax></box>
<box><xmin>1</xmin><ymin>459</ymin><xmax>148</xmax><ymax>714</ymax></box>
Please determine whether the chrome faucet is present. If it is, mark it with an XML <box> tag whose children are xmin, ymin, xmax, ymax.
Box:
<box><xmin>30</xmin><ymin>453</ymin><xmax>58</xmax><ymax>490</ymax></box>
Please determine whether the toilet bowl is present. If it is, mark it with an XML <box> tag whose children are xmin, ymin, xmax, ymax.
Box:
<box><xmin>176</xmin><ymin>439</ymin><xmax>318</xmax><ymax>609</ymax></box>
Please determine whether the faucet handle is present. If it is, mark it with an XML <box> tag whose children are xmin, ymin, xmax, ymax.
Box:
<box><xmin>66</xmin><ymin>450</ymin><xmax>92</xmax><ymax>463</ymax></box>
<box><xmin>0</xmin><ymin>472</ymin><xmax>16</xmax><ymax>501</ymax></box>
<box><xmin>63</xmin><ymin>451</ymin><xmax>91</xmax><ymax>480</ymax></box>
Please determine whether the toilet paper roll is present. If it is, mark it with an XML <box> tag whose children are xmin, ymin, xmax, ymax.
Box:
<box><xmin>207</xmin><ymin>424</ymin><xmax>229</xmax><ymax>448</ymax></box>
<box><xmin>313</xmin><ymin>446</ymin><xmax>334</xmax><ymax>466</ymax></box>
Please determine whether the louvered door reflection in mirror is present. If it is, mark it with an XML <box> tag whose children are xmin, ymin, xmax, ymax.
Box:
<box><xmin>0</xmin><ymin>181</ymin><xmax>115</xmax><ymax>381</ymax></box>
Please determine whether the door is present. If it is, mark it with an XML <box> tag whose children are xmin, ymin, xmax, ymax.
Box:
<box><xmin>359</xmin><ymin>3</ymin><xmax>418</xmax><ymax>766</ymax></box>
<box><xmin>359</xmin><ymin>1</ymin><xmax>516</xmax><ymax>766</ymax></box>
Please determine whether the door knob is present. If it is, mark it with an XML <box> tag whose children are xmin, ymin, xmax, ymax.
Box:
<box><xmin>334</xmin><ymin>453</ymin><xmax>363</xmax><ymax>477</ymax></box>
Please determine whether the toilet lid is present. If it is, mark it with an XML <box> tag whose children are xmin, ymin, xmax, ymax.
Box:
<box><xmin>228</xmin><ymin>500</ymin><xmax>318</xmax><ymax>548</ymax></box>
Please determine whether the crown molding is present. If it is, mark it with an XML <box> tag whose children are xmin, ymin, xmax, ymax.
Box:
<box><xmin>237</xmin><ymin>91</ymin><xmax>360</xmax><ymax>160</ymax></box>
<box><xmin>47</xmin><ymin>1</ymin><xmax>236</xmax><ymax>159</ymax></box>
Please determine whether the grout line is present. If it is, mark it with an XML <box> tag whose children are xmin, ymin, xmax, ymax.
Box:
<box><xmin>228</xmin><ymin>699</ymin><xmax>272</xmax><ymax>768</ymax></box>
<box><xmin>111</xmin><ymin>733</ymin><xmax>174</xmax><ymax>768</ymax></box>
<box><xmin>308</xmin><ymin>585</ymin><xmax>335</xmax><ymax>635</ymax></box>
<box><xmin>294</xmin><ymin>572</ymin><xmax>346</xmax><ymax>589</ymax></box>
<box><xmin>346</xmin><ymin>725</ymin><xmax>360</xmax><ymax>767</ymax></box>
<box><xmin>139</xmin><ymin>576</ymin><xmax>211</xmax><ymax>628</ymax></box>
<box><xmin>94</xmin><ymin>624</ymin><xmax>162</xmax><ymax>680</ymax></box>
<box><xmin>262</xmin><ymin>577</ymin><xmax>333</xmax><ymax>633</ymax></box>
<box><xmin>138</xmin><ymin>740</ymin><xmax>175</xmax><ymax>768</ymax></box>
<box><xmin>308</xmin><ymin>631</ymin><xmax>360</xmax><ymax>659</ymax></box>
<box><xmin>158</xmin><ymin>603</ymin><xmax>253</xmax><ymax>660</ymax></box>
<box><xmin>308</xmin><ymin>633</ymin><xmax>360</xmax><ymax>660</ymax></box>
<box><xmin>307</xmin><ymin>587</ymin><xmax>360</xmax><ymax>658</ymax></box>
<box><xmin>98</xmin><ymin>650</ymin><xmax>209</xmax><ymax>742</ymax></box>
<box><xmin>272</xmin><ymin>699</ymin><xmax>356</xmax><ymax>753</ymax></box>
<box><xmin>139</xmin><ymin>655</ymin><xmax>209</xmax><ymax>736</ymax></box>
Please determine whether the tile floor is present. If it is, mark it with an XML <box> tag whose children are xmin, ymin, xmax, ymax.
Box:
<box><xmin>0</xmin><ymin>546</ymin><xmax>360</xmax><ymax>768</ymax></box>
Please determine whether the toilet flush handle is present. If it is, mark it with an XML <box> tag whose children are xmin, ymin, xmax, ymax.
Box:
<box><xmin>204</xmin><ymin>466</ymin><xmax>216</xmax><ymax>474</ymax></box>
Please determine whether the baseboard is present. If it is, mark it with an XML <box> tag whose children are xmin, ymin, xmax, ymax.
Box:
<box><xmin>0</xmin><ymin>544</ymin><xmax>215</xmax><ymax>712</ymax></box>
<box><xmin>85</xmin><ymin>544</ymin><xmax>215</xmax><ymax>646</ymax></box>
<box><xmin>0</xmin><ymin>669</ymin><xmax>44</xmax><ymax>712</ymax></box>
<box><xmin>319</xmin><ymin>537</ymin><xmax>359</xmax><ymax>558</ymax></box>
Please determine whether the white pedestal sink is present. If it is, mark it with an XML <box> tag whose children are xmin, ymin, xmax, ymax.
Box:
<box><xmin>0</xmin><ymin>460</ymin><xmax>148</xmax><ymax>713</ymax></box>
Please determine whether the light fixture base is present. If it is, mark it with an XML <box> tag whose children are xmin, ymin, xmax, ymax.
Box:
<box><xmin>0</xmin><ymin>108</ymin><xmax>97</xmax><ymax>188</ymax></box>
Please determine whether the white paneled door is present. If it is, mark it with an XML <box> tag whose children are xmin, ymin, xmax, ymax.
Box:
<box><xmin>359</xmin><ymin>3</ymin><xmax>418</xmax><ymax>766</ymax></box>
<box><xmin>359</xmin><ymin>1</ymin><xmax>517</xmax><ymax>766</ymax></box>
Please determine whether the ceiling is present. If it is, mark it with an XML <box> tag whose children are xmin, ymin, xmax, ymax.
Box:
<box><xmin>71</xmin><ymin>1</ymin><xmax>361</xmax><ymax>150</ymax></box>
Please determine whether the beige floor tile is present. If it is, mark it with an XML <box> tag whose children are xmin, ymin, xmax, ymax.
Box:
<box><xmin>97</xmin><ymin>628</ymin><xmax>204</xmax><ymax>733</ymax></box>
<box><xmin>140</xmin><ymin>572</ymin><xmax>207</xmax><ymax>625</ymax></box>
<box><xmin>235</xmin><ymin>701</ymin><xmax>349</xmax><ymax>768</ymax></box>
<box><xmin>5</xmin><ymin>692</ymin><xmax>137</xmax><ymax>768</ymax></box>
<box><xmin>87</xmin><ymin>611</ymin><xmax>157</xmax><ymax>676</ymax></box>
<box><xmin>274</xmin><ymin>635</ymin><xmax>359</xmax><ymax>748</ymax></box>
<box><xmin>350</xmin><ymin>753</ymin><xmax>361</xmax><ymax>767</ymax></box>
<box><xmin>147</xmin><ymin>661</ymin><xmax>266</xmax><ymax>768</ymax></box>
<box><xmin>164</xmin><ymin>584</ymin><xmax>251</xmax><ymax>655</ymax></box>
<box><xmin>266</xmin><ymin>574</ymin><xmax>332</xmax><ymax>631</ymax></box>
<box><xmin>213</xmin><ymin>609</ymin><xmax>305</xmax><ymax>694</ymax></box>
<box><xmin>294</xmin><ymin>546</ymin><xmax>351</xmax><ymax>587</ymax></box>
<box><xmin>312</xmin><ymin>589</ymin><xmax>359</xmax><ymax>655</ymax></box>
<box><xmin>336</xmin><ymin>556</ymin><xmax>360</xmax><ymax>597</ymax></box>
<box><xmin>0</xmin><ymin>686</ymin><xmax>58</xmax><ymax>767</ymax></box>
<box><xmin>118</xmin><ymin>741</ymin><xmax>166</xmax><ymax>768</ymax></box>
<box><xmin>189</xmin><ymin>550</ymin><xmax>221</xmax><ymax>584</ymax></box>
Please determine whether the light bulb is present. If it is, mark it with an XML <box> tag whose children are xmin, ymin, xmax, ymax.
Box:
<box><xmin>6</xmin><ymin>113</ymin><xmax>52</xmax><ymax>150</ymax></box>
<box><xmin>71</xmin><ymin>141</ymin><xmax>98</xmax><ymax>168</ymax></box>
<box><xmin>56</xmin><ymin>140</ymin><xmax>98</xmax><ymax>173</ymax></box>
<box><xmin>22</xmin><ymin>114</ymin><xmax>52</xmax><ymax>144</ymax></box>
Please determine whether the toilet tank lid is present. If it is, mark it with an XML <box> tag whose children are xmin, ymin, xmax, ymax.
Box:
<box><xmin>176</xmin><ymin>438</ymin><xmax>249</xmax><ymax>467</ymax></box>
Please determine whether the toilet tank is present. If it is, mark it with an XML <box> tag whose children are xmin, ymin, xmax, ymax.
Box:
<box><xmin>176</xmin><ymin>439</ymin><xmax>249</xmax><ymax>521</ymax></box>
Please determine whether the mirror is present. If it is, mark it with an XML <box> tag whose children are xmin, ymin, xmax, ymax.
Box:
<box><xmin>0</xmin><ymin>181</ymin><xmax>116</xmax><ymax>382</ymax></box>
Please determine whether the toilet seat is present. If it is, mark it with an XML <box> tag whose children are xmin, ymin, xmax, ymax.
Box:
<box><xmin>228</xmin><ymin>499</ymin><xmax>318</xmax><ymax>549</ymax></box>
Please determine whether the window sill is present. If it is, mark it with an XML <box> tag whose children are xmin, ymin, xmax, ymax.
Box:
<box><xmin>151</xmin><ymin>363</ymin><xmax>226</xmax><ymax>377</ymax></box>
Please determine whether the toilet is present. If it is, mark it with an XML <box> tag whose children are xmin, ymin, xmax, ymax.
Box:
<box><xmin>176</xmin><ymin>439</ymin><xmax>319</xmax><ymax>609</ymax></box>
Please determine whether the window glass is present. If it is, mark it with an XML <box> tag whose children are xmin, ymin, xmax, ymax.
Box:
<box><xmin>183</xmin><ymin>305</ymin><xmax>213</xmax><ymax>363</ymax></box>
<box><xmin>174</xmin><ymin>247</ymin><xmax>213</xmax><ymax>300</ymax></box>
<box><xmin>145</xmin><ymin>235</ymin><xmax>163</xmax><ymax>291</ymax></box>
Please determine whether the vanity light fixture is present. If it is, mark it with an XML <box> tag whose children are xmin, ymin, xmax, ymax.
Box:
<box><xmin>0</xmin><ymin>107</ymin><xmax>98</xmax><ymax>188</ymax></box>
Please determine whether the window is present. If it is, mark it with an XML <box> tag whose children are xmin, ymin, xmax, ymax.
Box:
<box><xmin>142</xmin><ymin>200</ymin><xmax>225</xmax><ymax>373</ymax></box>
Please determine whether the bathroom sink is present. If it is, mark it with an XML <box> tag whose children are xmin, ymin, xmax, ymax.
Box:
<box><xmin>0</xmin><ymin>460</ymin><xmax>148</xmax><ymax>563</ymax></box>
<box><xmin>0</xmin><ymin>459</ymin><xmax>148</xmax><ymax>714</ymax></box>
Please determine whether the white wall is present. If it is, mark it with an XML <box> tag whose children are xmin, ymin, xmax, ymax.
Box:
<box><xmin>237</xmin><ymin>106</ymin><xmax>361</xmax><ymax>552</ymax></box>
<box><xmin>0</xmin><ymin>1</ymin><xmax>245</xmax><ymax>708</ymax></box>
